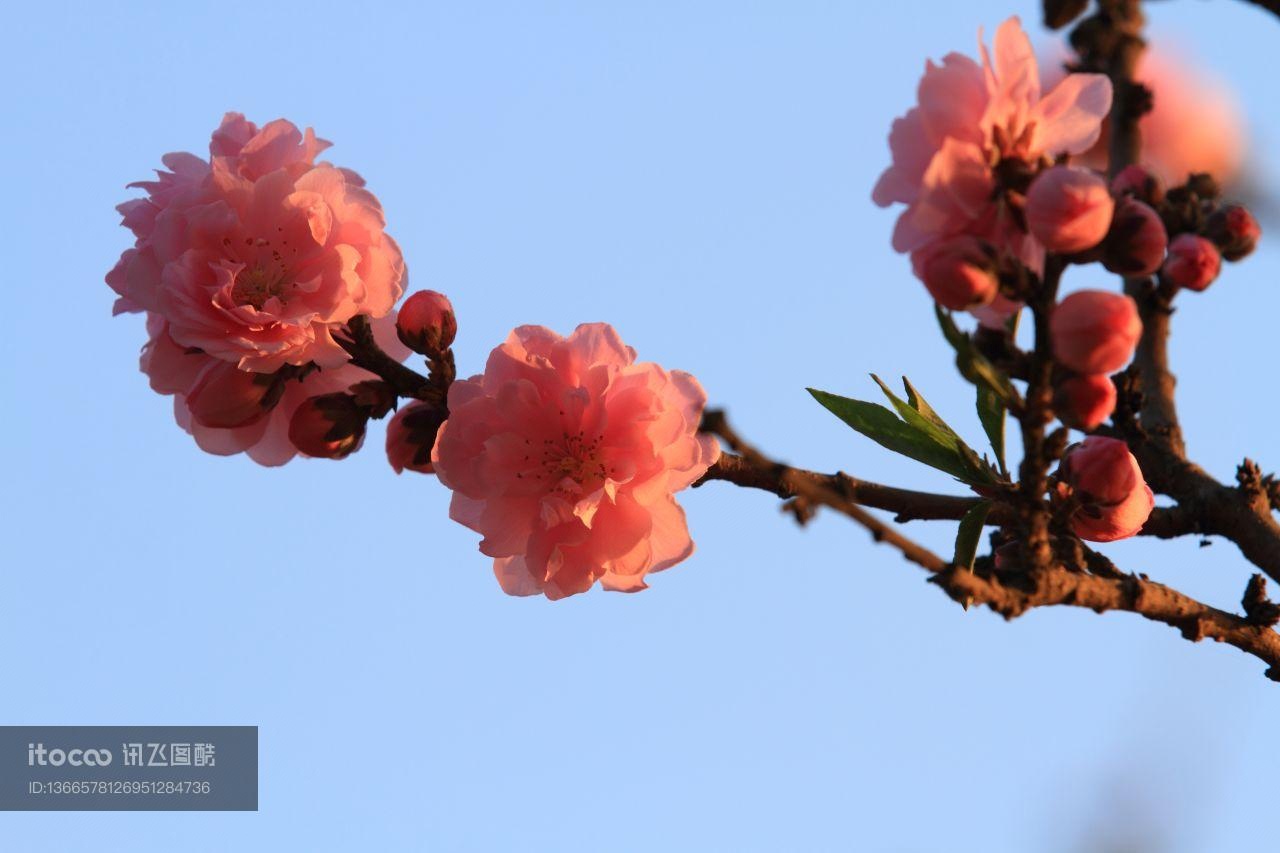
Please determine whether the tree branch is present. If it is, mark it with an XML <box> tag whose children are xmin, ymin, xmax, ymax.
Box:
<box><xmin>701</xmin><ymin>411</ymin><xmax>1280</xmax><ymax>680</ymax></box>
<box><xmin>336</xmin><ymin>315</ymin><xmax>441</xmax><ymax>404</ymax></box>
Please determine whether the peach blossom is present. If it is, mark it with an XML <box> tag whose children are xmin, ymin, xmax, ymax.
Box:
<box><xmin>432</xmin><ymin>323</ymin><xmax>720</xmax><ymax>599</ymax></box>
<box><xmin>1057</xmin><ymin>437</ymin><xmax>1154</xmax><ymax>542</ymax></box>
<box><xmin>874</xmin><ymin>17</ymin><xmax>1112</xmax><ymax>274</ymax></box>
<box><xmin>107</xmin><ymin>112</ymin><xmax>405</xmax><ymax>373</ymax></box>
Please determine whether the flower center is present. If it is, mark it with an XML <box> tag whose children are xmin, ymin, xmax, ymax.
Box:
<box><xmin>231</xmin><ymin>264</ymin><xmax>289</xmax><ymax>310</ymax></box>
<box><xmin>518</xmin><ymin>431</ymin><xmax>609</xmax><ymax>494</ymax></box>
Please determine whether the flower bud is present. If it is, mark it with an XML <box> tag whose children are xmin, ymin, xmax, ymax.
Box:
<box><xmin>386</xmin><ymin>401</ymin><xmax>447</xmax><ymax>474</ymax></box>
<box><xmin>1024</xmin><ymin>166</ymin><xmax>1115</xmax><ymax>254</ymax></box>
<box><xmin>910</xmin><ymin>236</ymin><xmax>999</xmax><ymax>310</ymax></box>
<box><xmin>1109</xmin><ymin>164</ymin><xmax>1164</xmax><ymax>206</ymax></box>
<box><xmin>396</xmin><ymin>290</ymin><xmax>457</xmax><ymax>356</ymax></box>
<box><xmin>288</xmin><ymin>393</ymin><xmax>368</xmax><ymax>460</ymax></box>
<box><xmin>1102</xmin><ymin>198</ymin><xmax>1168</xmax><ymax>277</ymax></box>
<box><xmin>1053</xmin><ymin>373</ymin><xmax>1116</xmax><ymax>431</ymax></box>
<box><xmin>1162</xmin><ymin>233</ymin><xmax>1221</xmax><ymax>292</ymax></box>
<box><xmin>185</xmin><ymin>361</ymin><xmax>276</xmax><ymax>429</ymax></box>
<box><xmin>1050</xmin><ymin>290</ymin><xmax>1142</xmax><ymax>375</ymax></box>
<box><xmin>1204</xmin><ymin>204</ymin><xmax>1260</xmax><ymax>262</ymax></box>
<box><xmin>1056</xmin><ymin>436</ymin><xmax>1154</xmax><ymax>542</ymax></box>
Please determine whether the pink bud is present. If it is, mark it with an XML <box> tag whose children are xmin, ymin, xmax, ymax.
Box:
<box><xmin>1050</xmin><ymin>290</ymin><xmax>1142</xmax><ymax>375</ymax></box>
<box><xmin>910</xmin><ymin>236</ymin><xmax>999</xmax><ymax>310</ymax></box>
<box><xmin>288</xmin><ymin>393</ymin><xmax>368</xmax><ymax>460</ymax></box>
<box><xmin>1109</xmin><ymin>164</ymin><xmax>1165</xmax><ymax>206</ymax></box>
<box><xmin>1162</xmin><ymin>234</ymin><xmax>1221</xmax><ymax>291</ymax></box>
<box><xmin>385</xmin><ymin>401</ymin><xmax>446</xmax><ymax>475</ymax></box>
<box><xmin>1102</xmin><ymin>198</ymin><xmax>1168</xmax><ymax>277</ymax></box>
<box><xmin>1057</xmin><ymin>436</ymin><xmax>1154</xmax><ymax>542</ymax></box>
<box><xmin>1053</xmin><ymin>373</ymin><xmax>1116</xmax><ymax>431</ymax></box>
<box><xmin>185</xmin><ymin>361</ymin><xmax>274</xmax><ymax>429</ymax></box>
<box><xmin>1205</xmin><ymin>204</ymin><xmax>1260</xmax><ymax>262</ymax></box>
<box><xmin>1024</xmin><ymin>166</ymin><xmax>1115</xmax><ymax>254</ymax></box>
<box><xmin>396</xmin><ymin>290</ymin><xmax>457</xmax><ymax>356</ymax></box>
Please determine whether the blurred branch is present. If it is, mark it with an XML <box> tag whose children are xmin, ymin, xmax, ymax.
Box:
<box><xmin>1235</xmin><ymin>0</ymin><xmax>1280</xmax><ymax>19</ymax></box>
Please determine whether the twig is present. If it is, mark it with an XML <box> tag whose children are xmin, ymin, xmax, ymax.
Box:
<box><xmin>335</xmin><ymin>315</ymin><xmax>441</xmax><ymax>403</ymax></box>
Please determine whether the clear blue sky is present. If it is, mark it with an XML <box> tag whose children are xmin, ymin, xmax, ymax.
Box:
<box><xmin>4</xmin><ymin>1</ymin><xmax>1279</xmax><ymax>850</ymax></box>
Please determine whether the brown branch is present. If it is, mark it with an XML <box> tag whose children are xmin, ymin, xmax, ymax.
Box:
<box><xmin>1235</xmin><ymin>0</ymin><xmax>1280</xmax><ymax>19</ymax></box>
<box><xmin>934</xmin><ymin>563</ymin><xmax>1280</xmax><ymax>680</ymax></box>
<box><xmin>698</xmin><ymin>452</ymin><xmax>1186</xmax><ymax>537</ymax></box>
<box><xmin>702</xmin><ymin>410</ymin><xmax>1280</xmax><ymax>679</ymax></box>
<box><xmin>700</xmin><ymin>411</ymin><xmax>949</xmax><ymax>573</ymax></box>
<box><xmin>335</xmin><ymin>315</ymin><xmax>441</xmax><ymax>404</ymax></box>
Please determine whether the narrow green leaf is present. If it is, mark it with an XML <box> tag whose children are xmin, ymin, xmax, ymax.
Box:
<box><xmin>976</xmin><ymin>385</ymin><xmax>1007</xmax><ymax>475</ymax></box>
<box><xmin>953</xmin><ymin>500</ymin><xmax>992</xmax><ymax>571</ymax></box>
<box><xmin>807</xmin><ymin>388</ymin><xmax>998</xmax><ymax>485</ymax></box>
<box><xmin>870</xmin><ymin>374</ymin><xmax>961</xmax><ymax>450</ymax></box>
<box><xmin>934</xmin><ymin>306</ymin><xmax>1018</xmax><ymax>406</ymax></box>
<box><xmin>808</xmin><ymin>389</ymin><xmax>973</xmax><ymax>482</ymax></box>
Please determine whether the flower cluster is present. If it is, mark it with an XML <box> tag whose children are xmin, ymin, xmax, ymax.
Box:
<box><xmin>108</xmin><ymin>113</ymin><xmax>408</xmax><ymax>465</ymax></box>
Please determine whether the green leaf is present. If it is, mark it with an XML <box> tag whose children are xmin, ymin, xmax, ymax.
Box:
<box><xmin>976</xmin><ymin>385</ymin><xmax>1006</xmax><ymax>476</ymax></box>
<box><xmin>934</xmin><ymin>306</ymin><xmax>1018</xmax><ymax>406</ymax></box>
<box><xmin>953</xmin><ymin>500</ymin><xmax>992</xmax><ymax>571</ymax></box>
<box><xmin>807</xmin><ymin>386</ymin><xmax>999</xmax><ymax>486</ymax></box>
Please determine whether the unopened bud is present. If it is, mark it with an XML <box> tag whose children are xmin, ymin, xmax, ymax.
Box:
<box><xmin>288</xmin><ymin>393</ymin><xmax>368</xmax><ymax>459</ymax></box>
<box><xmin>1204</xmin><ymin>204</ymin><xmax>1260</xmax><ymax>262</ymax></box>
<box><xmin>1054</xmin><ymin>373</ymin><xmax>1116</xmax><ymax>431</ymax></box>
<box><xmin>1050</xmin><ymin>290</ymin><xmax>1142</xmax><ymax>375</ymax></box>
<box><xmin>386</xmin><ymin>401</ymin><xmax>447</xmax><ymax>474</ymax></box>
<box><xmin>1162</xmin><ymin>234</ymin><xmax>1221</xmax><ymax>292</ymax></box>
<box><xmin>1025</xmin><ymin>166</ymin><xmax>1114</xmax><ymax>254</ymax></box>
<box><xmin>396</xmin><ymin>290</ymin><xmax>457</xmax><ymax>356</ymax></box>
<box><xmin>910</xmin><ymin>236</ymin><xmax>999</xmax><ymax>310</ymax></box>
<box><xmin>1056</xmin><ymin>436</ymin><xmax>1154</xmax><ymax>542</ymax></box>
<box><xmin>1102</xmin><ymin>198</ymin><xmax>1168</xmax><ymax>277</ymax></box>
<box><xmin>1109</xmin><ymin>164</ymin><xmax>1165</xmax><ymax>206</ymax></box>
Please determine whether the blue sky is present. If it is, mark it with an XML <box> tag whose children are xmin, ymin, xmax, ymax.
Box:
<box><xmin>4</xmin><ymin>1</ymin><xmax>1278</xmax><ymax>850</ymax></box>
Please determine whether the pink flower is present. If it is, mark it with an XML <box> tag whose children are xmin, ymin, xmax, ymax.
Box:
<box><xmin>140</xmin><ymin>312</ymin><xmax>409</xmax><ymax>466</ymax></box>
<box><xmin>1162</xmin><ymin>234</ymin><xmax>1221</xmax><ymax>292</ymax></box>
<box><xmin>909</xmin><ymin>235</ymin><xmax>999</xmax><ymax>310</ymax></box>
<box><xmin>1053</xmin><ymin>373</ymin><xmax>1116</xmax><ymax>431</ymax></box>
<box><xmin>1050</xmin><ymin>290</ymin><xmax>1142</xmax><ymax>375</ymax></box>
<box><xmin>874</xmin><ymin>17</ymin><xmax>1112</xmax><ymax>275</ymax></box>
<box><xmin>432</xmin><ymin>323</ymin><xmax>721</xmax><ymax>600</ymax></box>
<box><xmin>1024</xmin><ymin>166</ymin><xmax>1114</xmax><ymax>254</ymax></box>
<box><xmin>1056</xmin><ymin>437</ymin><xmax>1154</xmax><ymax>542</ymax></box>
<box><xmin>107</xmin><ymin>112</ymin><xmax>405</xmax><ymax>373</ymax></box>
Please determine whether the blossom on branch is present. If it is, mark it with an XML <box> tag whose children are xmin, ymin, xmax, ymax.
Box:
<box><xmin>873</xmin><ymin>15</ymin><xmax>1112</xmax><ymax>308</ymax></box>
<box><xmin>432</xmin><ymin>324</ymin><xmax>720</xmax><ymax>599</ymax></box>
